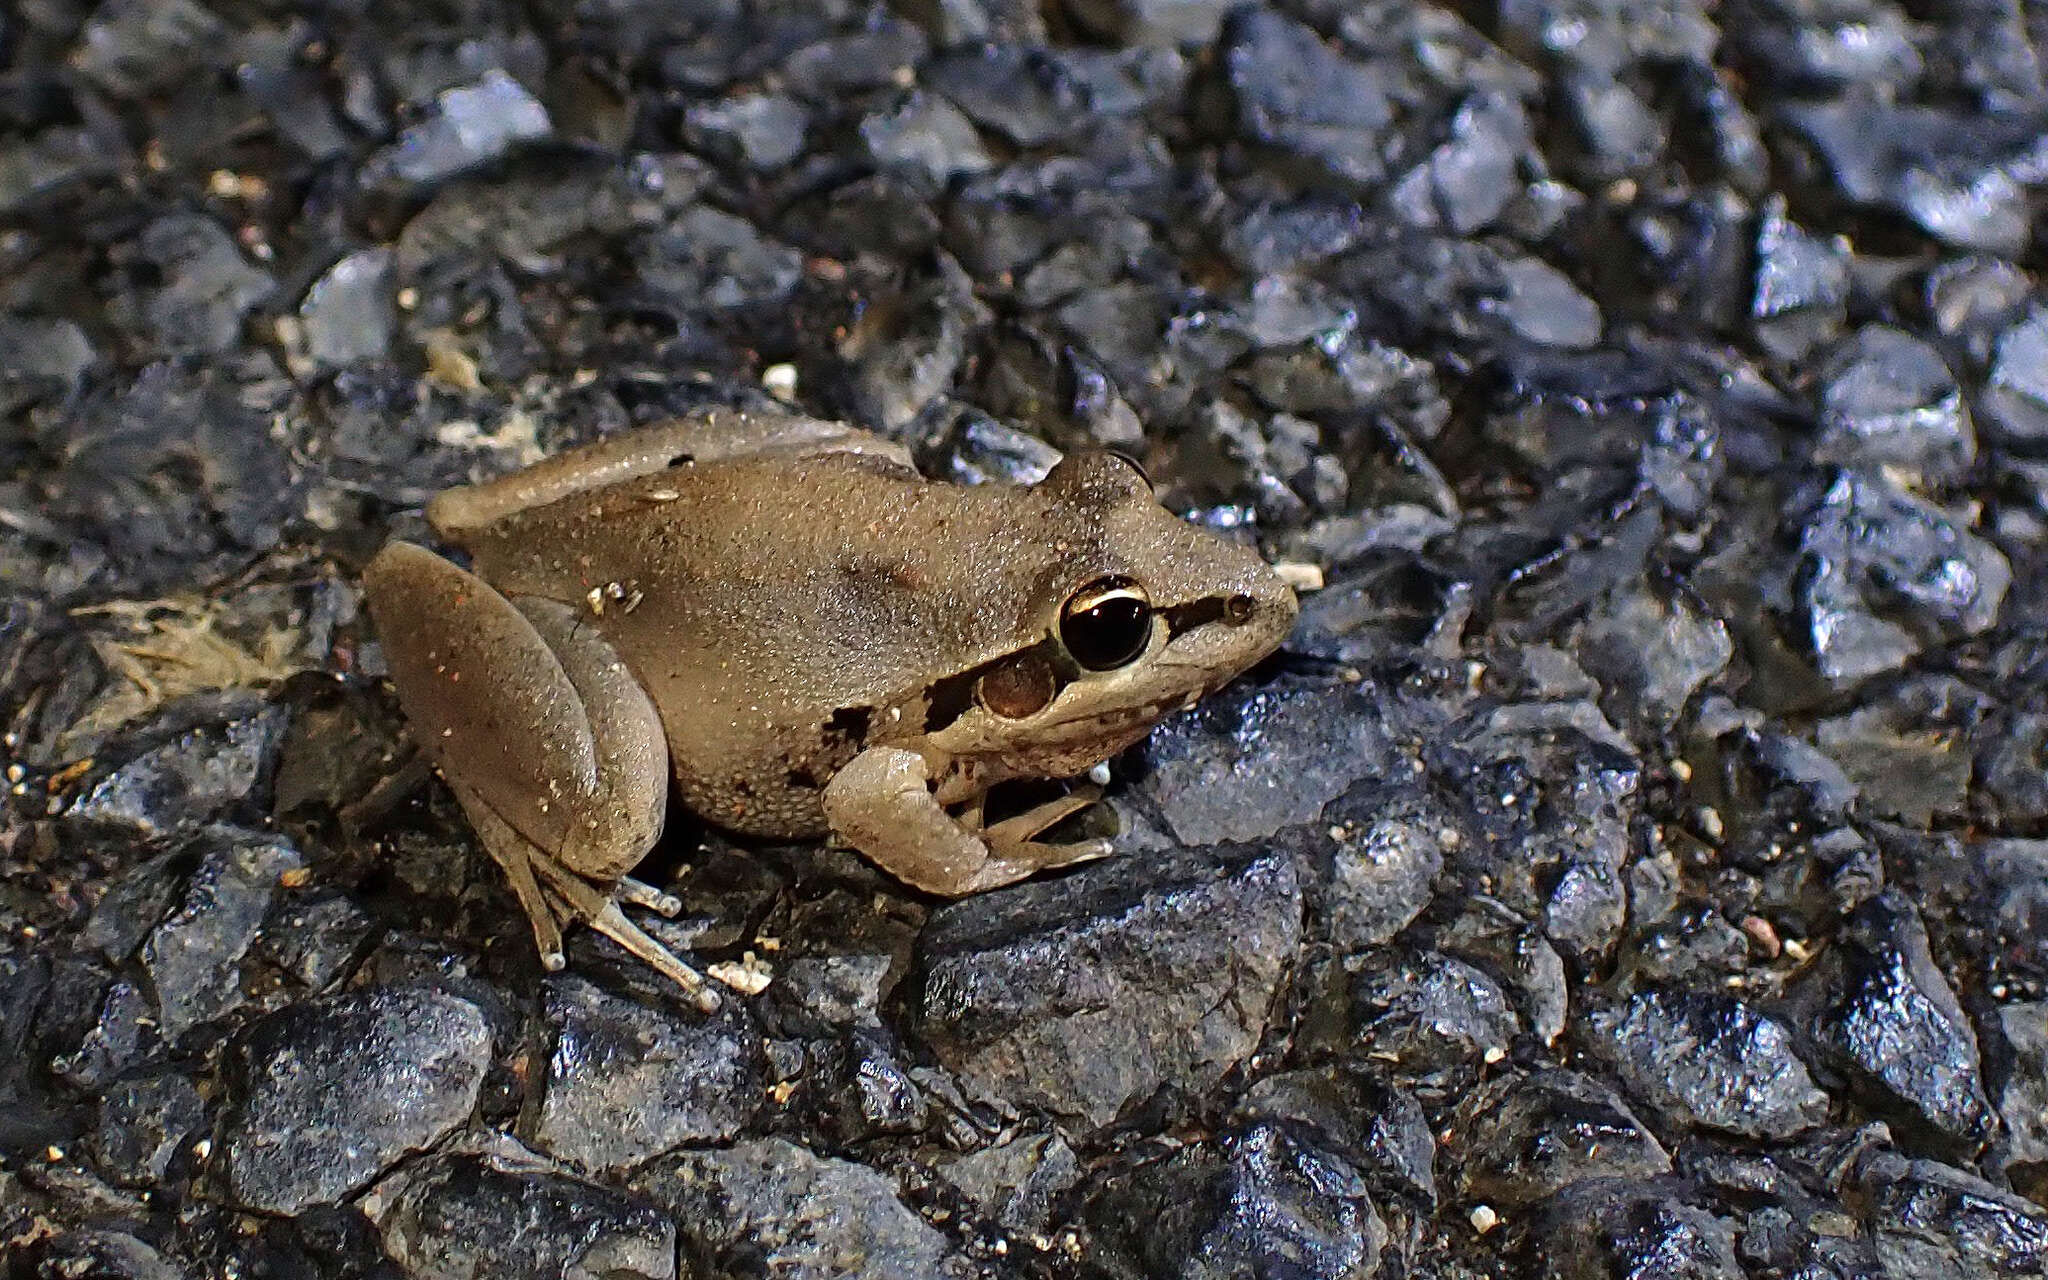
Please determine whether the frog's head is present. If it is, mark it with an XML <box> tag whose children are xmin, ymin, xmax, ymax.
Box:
<box><xmin>928</xmin><ymin>450</ymin><xmax>1297</xmax><ymax>775</ymax></box>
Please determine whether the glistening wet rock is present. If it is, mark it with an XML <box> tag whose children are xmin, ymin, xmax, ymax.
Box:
<box><xmin>1457</xmin><ymin>1070</ymin><xmax>1671</xmax><ymax>1210</ymax></box>
<box><xmin>1307</xmin><ymin>783</ymin><xmax>1448</xmax><ymax>953</ymax></box>
<box><xmin>634</xmin><ymin>1137</ymin><xmax>973</xmax><ymax>1280</ymax></box>
<box><xmin>1810</xmin><ymin>890</ymin><xmax>1995</xmax><ymax>1147</ymax></box>
<box><xmin>89</xmin><ymin>1072</ymin><xmax>208</xmax><ymax>1187</ymax></box>
<box><xmin>1225</xmin><ymin>9</ymin><xmax>1399</xmax><ymax>189</ymax></box>
<box><xmin>1086</xmin><ymin>1122</ymin><xmax>1386</xmax><ymax>1280</ymax></box>
<box><xmin>1750</xmin><ymin>195</ymin><xmax>1849</xmax><ymax>359</ymax></box>
<box><xmin>1237</xmin><ymin>1067</ymin><xmax>1439</xmax><ymax>1208</ymax></box>
<box><xmin>297</xmin><ymin>249</ymin><xmax>396</xmax><ymax>372</ymax></box>
<box><xmin>1851</xmin><ymin>1147</ymin><xmax>2048</xmax><ymax>1278</ymax></box>
<box><xmin>1134</xmin><ymin>674</ymin><xmax>1398</xmax><ymax>846</ymax></box>
<box><xmin>372</xmin><ymin>1152</ymin><xmax>676</xmax><ymax>1280</ymax></box>
<box><xmin>1993</xmin><ymin>1002</ymin><xmax>2048</xmax><ymax>1168</ymax></box>
<box><xmin>912</xmin><ymin>843</ymin><xmax>1300</xmax><ymax>1128</ymax></box>
<box><xmin>1351</xmin><ymin>950</ymin><xmax>1521</xmax><ymax>1078</ymax></box>
<box><xmin>1576</xmin><ymin>587</ymin><xmax>1732</xmax><ymax>731</ymax></box>
<box><xmin>11</xmin><ymin>0</ymin><xmax>2048</xmax><ymax>1271</ymax></box>
<box><xmin>138</xmin><ymin>830</ymin><xmax>302</xmax><ymax>1039</ymax></box>
<box><xmin>362</xmin><ymin>70</ymin><xmax>552</xmax><ymax>192</ymax></box>
<box><xmin>1781</xmin><ymin>97</ymin><xmax>2046</xmax><ymax>254</ymax></box>
<box><xmin>530</xmin><ymin>975</ymin><xmax>762</xmax><ymax>1175</ymax></box>
<box><xmin>1795</xmin><ymin>471</ymin><xmax>2009</xmax><ymax>686</ymax></box>
<box><xmin>68</xmin><ymin>700</ymin><xmax>290</xmax><ymax>838</ymax></box>
<box><xmin>1982</xmin><ymin>306</ymin><xmax>2048</xmax><ymax>446</ymax></box>
<box><xmin>1585</xmin><ymin>989</ymin><xmax>1830</xmax><ymax>1140</ymax></box>
<box><xmin>1814</xmin><ymin>326</ymin><xmax>1973</xmax><ymax>480</ymax></box>
<box><xmin>1540</xmin><ymin>1178</ymin><xmax>1744</xmax><ymax>1280</ymax></box>
<box><xmin>931</xmin><ymin>1129</ymin><xmax>1080</xmax><ymax>1236</ymax></box>
<box><xmin>218</xmin><ymin>987</ymin><xmax>490</xmax><ymax>1214</ymax></box>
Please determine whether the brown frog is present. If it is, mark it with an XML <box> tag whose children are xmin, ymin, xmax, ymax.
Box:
<box><xmin>364</xmin><ymin>411</ymin><xmax>1297</xmax><ymax>1009</ymax></box>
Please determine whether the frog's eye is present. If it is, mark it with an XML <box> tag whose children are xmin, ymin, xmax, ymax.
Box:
<box><xmin>1060</xmin><ymin>576</ymin><xmax>1153</xmax><ymax>671</ymax></box>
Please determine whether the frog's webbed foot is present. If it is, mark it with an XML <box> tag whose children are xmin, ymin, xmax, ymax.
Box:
<box><xmin>460</xmin><ymin>790</ymin><xmax>718</xmax><ymax>1011</ymax></box>
<box><xmin>365</xmin><ymin>542</ymin><xmax>716</xmax><ymax>1011</ymax></box>
<box><xmin>527</xmin><ymin>848</ymin><xmax>719</xmax><ymax>1012</ymax></box>
<box><xmin>823</xmin><ymin>747</ymin><xmax>1115</xmax><ymax>896</ymax></box>
<box><xmin>971</xmin><ymin>786</ymin><xmax>1113</xmax><ymax>868</ymax></box>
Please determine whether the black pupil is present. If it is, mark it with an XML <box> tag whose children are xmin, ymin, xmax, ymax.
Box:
<box><xmin>1063</xmin><ymin>594</ymin><xmax>1151</xmax><ymax>670</ymax></box>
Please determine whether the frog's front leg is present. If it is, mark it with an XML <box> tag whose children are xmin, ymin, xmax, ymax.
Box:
<box><xmin>363</xmin><ymin>542</ymin><xmax>719</xmax><ymax>1011</ymax></box>
<box><xmin>821</xmin><ymin>746</ymin><xmax>1113</xmax><ymax>896</ymax></box>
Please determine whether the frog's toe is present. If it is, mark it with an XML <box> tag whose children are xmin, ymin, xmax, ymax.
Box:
<box><xmin>589</xmin><ymin>901</ymin><xmax>723</xmax><ymax>1015</ymax></box>
<box><xmin>618</xmin><ymin>875</ymin><xmax>683</xmax><ymax>917</ymax></box>
<box><xmin>1030</xmin><ymin>836</ymin><xmax>1116</xmax><ymax>868</ymax></box>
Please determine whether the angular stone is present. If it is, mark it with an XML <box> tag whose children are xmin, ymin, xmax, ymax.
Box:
<box><xmin>932</xmin><ymin>1131</ymin><xmax>1080</xmax><ymax>1235</ymax></box>
<box><xmin>1815</xmin><ymin>890</ymin><xmax>1994</xmax><ymax>1146</ymax></box>
<box><xmin>1458</xmin><ymin>1070</ymin><xmax>1670</xmax><ymax>1209</ymax></box>
<box><xmin>1853</xmin><ymin>1149</ymin><xmax>2048</xmax><ymax>1279</ymax></box>
<box><xmin>69</xmin><ymin>704</ymin><xmax>290</xmax><ymax>838</ymax></box>
<box><xmin>140</xmin><ymin>830</ymin><xmax>303</xmax><ymax>1038</ymax></box>
<box><xmin>530</xmin><ymin>976</ymin><xmax>763</xmax><ymax>1175</ymax></box>
<box><xmin>1815</xmin><ymin>326</ymin><xmax>1974</xmax><ymax>480</ymax></box>
<box><xmin>365</xmin><ymin>70</ymin><xmax>552</xmax><ymax>191</ymax></box>
<box><xmin>1135</xmin><ymin>675</ymin><xmax>1395</xmax><ymax>846</ymax></box>
<box><xmin>635</xmin><ymin>1138</ymin><xmax>972</xmax><ymax>1280</ymax></box>
<box><xmin>1094</xmin><ymin>1123</ymin><xmax>1385</xmax><ymax>1278</ymax></box>
<box><xmin>913</xmin><ymin>844</ymin><xmax>1300</xmax><ymax>1128</ymax></box>
<box><xmin>376</xmin><ymin>1154</ymin><xmax>676</xmax><ymax>1280</ymax></box>
<box><xmin>89</xmin><ymin>1073</ymin><xmax>208</xmax><ymax>1187</ymax></box>
<box><xmin>1542</xmin><ymin>1179</ymin><xmax>1743</xmax><ymax>1280</ymax></box>
<box><xmin>221</xmin><ymin>988</ymin><xmax>490</xmax><ymax>1213</ymax></box>
<box><xmin>1225</xmin><ymin>9</ymin><xmax>1397</xmax><ymax>188</ymax></box>
<box><xmin>1586</xmin><ymin>990</ymin><xmax>1829</xmax><ymax>1140</ymax></box>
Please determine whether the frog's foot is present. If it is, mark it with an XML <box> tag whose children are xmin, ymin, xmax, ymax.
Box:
<box><xmin>458</xmin><ymin>783</ymin><xmax>718</xmax><ymax>1011</ymax></box>
<box><xmin>823</xmin><ymin>746</ymin><xmax>1118</xmax><ymax>896</ymax></box>
<box><xmin>978</xmin><ymin>787</ymin><xmax>1114</xmax><ymax>870</ymax></box>
<box><xmin>528</xmin><ymin>854</ymin><xmax>720</xmax><ymax>1014</ymax></box>
<box><xmin>464</xmin><ymin>794</ymin><xmax>567</xmax><ymax>969</ymax></box>
<box><xmin>617</xmin><ymin>875</ymin><xmax>683</xmax><ymax>917</ymax></box>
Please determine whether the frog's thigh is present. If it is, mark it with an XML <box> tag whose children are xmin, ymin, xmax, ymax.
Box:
<box><xmin>822</xmin><ymin>747</ymin><xmax>1109</xmax><ymax>896</ymax></box>
<box><xmin>363</xmin><ymin>543</ymin><xmax>667</xmax><ymax>879</ymax></box>
<box><xmin>428</xmin><ymin>410</ymin><xmax>914</xmax><ymax>537</ymax></box>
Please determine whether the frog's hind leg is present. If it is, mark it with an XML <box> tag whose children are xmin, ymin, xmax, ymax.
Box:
<box><xmin>457</xmin><ymin>786</ymin><xmax>566</xmax><ymax>969</ymax></box>
<box><xmin>363</xmin><ymin>542</ymin><xmax>718</xmax><ymax>1011</ymax></box>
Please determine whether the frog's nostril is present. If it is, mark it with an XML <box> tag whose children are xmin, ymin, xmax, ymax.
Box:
<box><xmin>1224</xmin><ymin>593</ymin><xmax>1256</xmax><ymax>625</ymax></box>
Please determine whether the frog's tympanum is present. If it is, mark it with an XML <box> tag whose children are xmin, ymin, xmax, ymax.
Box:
<box><xmin>364</xmin><ymin>412</ymin><xmax>1298</xmax><ymax>1009</ymax></box>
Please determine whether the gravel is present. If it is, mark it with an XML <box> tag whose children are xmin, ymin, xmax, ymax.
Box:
<box><xmin>6</xmin><ymin>1</ymin><xmax>2048</xmax><ymax>1275</ymax></box>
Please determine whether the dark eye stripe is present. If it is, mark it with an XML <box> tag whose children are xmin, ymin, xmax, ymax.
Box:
<box><xmin>1161</xmin><ymin>595</ymin><xmax>1233</xmax><ymax>636</ymax></box>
